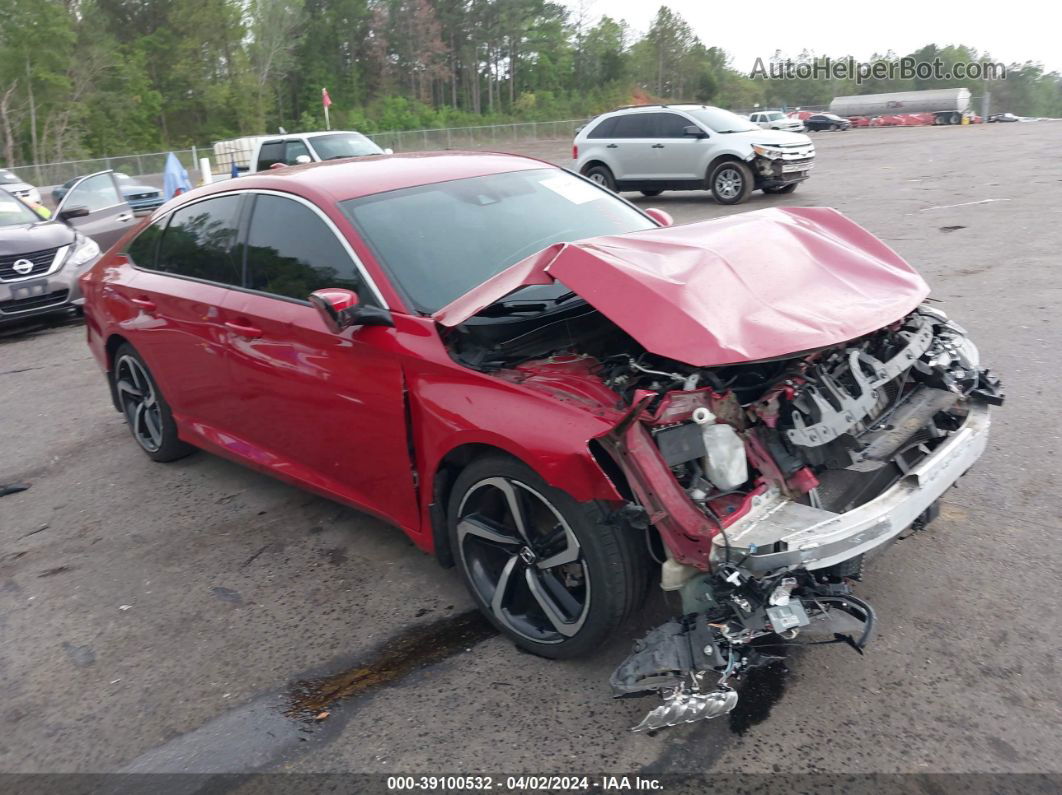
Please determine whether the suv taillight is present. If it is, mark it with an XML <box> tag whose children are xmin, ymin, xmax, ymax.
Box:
<box><xmin>572</xmin><ymin>144</ymin><xmax>578</xmax><ymax>160</ymax></box>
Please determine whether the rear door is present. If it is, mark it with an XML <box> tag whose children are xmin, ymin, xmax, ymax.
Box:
<box><xmin>609</xmin><ymin>113</ymin><xmax>659</xmax><ymax>180</ymax></box>
<box><xmin>122</xmin><ymin>193</ymin><xmax>246</xmax><ymax>432</ymax></box>
<box><xmin>220</xmin><ymin>191</ymin><xmax>418</xmax><ymax>528</ymax></box>
<box><xmin>55</xmin><ymin>171</ymin><xmax>134</xmax><ymax>249</ymax></box>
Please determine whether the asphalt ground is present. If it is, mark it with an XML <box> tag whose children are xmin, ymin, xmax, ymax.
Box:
<box><xmin>1</xmin><ymin>122</ymin><xmax>1060</xmax><ymax>786</ymax></box>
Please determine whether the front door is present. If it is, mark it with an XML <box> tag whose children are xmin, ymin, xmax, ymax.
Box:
<box><xmin>55</xmin><ymin>171</ymin><xmax>134</xmax><ymax>249</ymax></box>
<box><xmin>221</xmin><ymin>192</ymin><xmax>418</xmax><ymax>529</ymax></box>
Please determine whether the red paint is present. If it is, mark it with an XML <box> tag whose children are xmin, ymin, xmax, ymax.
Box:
<box><xmin>438</xmin><ymin>207</ymin><xmax>929</xmax><ymax>367</ymax></box>
<box><xmin>78</xmin><ymin>152</ymin><xmax>933</xmax><ymax>571</ymax></box>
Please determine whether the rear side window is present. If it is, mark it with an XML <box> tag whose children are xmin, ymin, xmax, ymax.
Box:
<box><xmin>612</xmin><ymin>114</ymin><xmax>655</xmax><ymax>138</ymax></box>
<box><xmin>126</xmin><ymin>218</ymin><xmax>166</xmax><ymax>268</ymax></box>
<box><xmin>586</xmin><ymin>117</ymin><xmax>618</xmax><ymax>138</ymax></box>
<box><xmin>244</xmin><ymin>195</ymin><xmax>366</xmax><ymax>301</ymax></box>
<box><xmin>155</xmin><ymin>195</ymin><xmax>243</xmax><ymax>285</ymax></box>
<box><xmin>256</xmin><ymin>141</ymin><xmax>284</xmax><ymax>170</ymax></box>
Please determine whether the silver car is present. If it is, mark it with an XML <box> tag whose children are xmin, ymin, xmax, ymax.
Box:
<box><xmin>0</xmin><ymin>172</ymin><xmax>134</xmax><ymax>327</ymax></box>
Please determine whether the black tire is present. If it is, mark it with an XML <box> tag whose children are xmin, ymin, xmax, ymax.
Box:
<box><xmin>640</xmin><ymin>189</ymin><xmax>663</xmax><ymax>197</ymax></box>
<box><xmin>763</xmin><ymin>183</ymin><xmax>798</xmax><ymax>195</ymax></box>
<box><xmin>583</xmin><ymin>164</ymin><xmax>616</xmax><ymax>192</ymax></box>
<box><xmin>708</xmin><ymin>160</ymin><xmax>753</xmax><ymax>205</ymax></box>
<box><xmin>112</xmin><ymin>343</ymin><xmax>194</xmax><ymax>463</ymax></box>
<box><xmin>448</xmin><ymin>454</ymin><xmax>648</xmax><ymax>659</ymax></box>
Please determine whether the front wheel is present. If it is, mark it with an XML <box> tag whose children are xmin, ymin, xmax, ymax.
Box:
<box><xmin>448</xmin><ymin>455</ymin><xmax>647</xmax><ymax>659</ymax></box>
<box><xmin>113</xmin><ymin>344</ymin><xmax>194</xmax><ymax>462</ymax></box>
<box><xmin>708</xmin><ymin>160</ymin><xmax>753</xmax><ymax>205</ymax></box>
<box><xmin>763</xmin><ymin>183</ymin><xmax>798</xmax><ymax>195</ymax></box>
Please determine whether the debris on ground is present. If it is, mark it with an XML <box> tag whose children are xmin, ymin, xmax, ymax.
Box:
<box><xmin>0</xmin><ymin>482</ymin><xmax>30</xmax><ymax>497</ymax></box>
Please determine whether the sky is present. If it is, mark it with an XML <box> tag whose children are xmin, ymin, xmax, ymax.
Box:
<box><xmin>561</xmin><ymin>0</ymin><xmax>1062</xmax><ymax>74</ymax></box>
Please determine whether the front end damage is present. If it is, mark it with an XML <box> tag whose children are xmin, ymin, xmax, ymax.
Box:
<box><xmin>436</xmin><ymin>208</ymin><xmax>1003</xmax><ymax>732</ymax></box>
<box><xmin>598</xmin><ymin>306</ymin><xmax>1002</xmax><ymax>731</ymax></box>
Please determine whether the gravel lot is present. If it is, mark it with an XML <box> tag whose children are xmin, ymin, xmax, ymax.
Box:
<box><xmin>1</xmin><ymin>123</ymin><xmax>1060</xmax><ymax>783</ymax></box>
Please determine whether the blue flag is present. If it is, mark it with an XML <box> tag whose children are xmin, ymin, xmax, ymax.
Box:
<box><xmin>231</xmin><ymin>160</ymin><xmax>239</xmax><ymax>179</ymax></box>
<box><xmin>163</xmin><ymin>152</ymin><xmax>192</xmax><ymax>199</ymax></box>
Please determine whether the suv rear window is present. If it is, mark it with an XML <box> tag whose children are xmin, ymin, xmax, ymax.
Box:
<box><xmin>586</xmin><ymin>117</ymin><xmax>618</xmax><ymax>138</ymax></box>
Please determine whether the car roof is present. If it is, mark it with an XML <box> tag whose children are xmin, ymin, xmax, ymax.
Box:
<box><xmin>170</xmin><ymin>151</ymin><xmax>554</xmax><ymax>205</ymax></box>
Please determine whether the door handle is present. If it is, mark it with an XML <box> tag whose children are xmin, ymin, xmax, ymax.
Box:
<box><xmin>605</xmin><ymin>143</ymin><xmax>618</xmax><ymax>148</ymax></box>
<box><xmin>225</xmin><ymin>320</ymin><xmax>263</xmax><ymax>339</ymax></box>
<box><xmin>131</xmin><ymin>296</ymin><xmax>156</xmax><ymax>312</ymax></box>
<box><xmin>651</xmin><ymin>143</ymin><xmax>665</xmax><ymax>149</ymax></box>
<box><xmin>117</xmin><ymin>212</ymin><xmax>133</xmax><ymax>222</ymax></box>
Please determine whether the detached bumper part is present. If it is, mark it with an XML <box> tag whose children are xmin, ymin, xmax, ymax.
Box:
<box><xmin>713</xmin><ymin>401</ymin><xmax>991</xmax><ymax>573</ymax></box>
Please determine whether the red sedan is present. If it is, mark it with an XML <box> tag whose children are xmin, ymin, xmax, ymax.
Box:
<box><xmin>80</xmin><ymin>152</ymin><xmax>1001</xmax><ymax>732</ymax></box>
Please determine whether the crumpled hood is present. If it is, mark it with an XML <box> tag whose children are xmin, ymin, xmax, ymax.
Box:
<box><xmin>435</xmin><ymin>207</ymin><xmax>930</xmax><ymax>367</ymax></box>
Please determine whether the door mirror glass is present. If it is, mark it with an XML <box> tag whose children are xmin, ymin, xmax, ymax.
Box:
<box><xmin>644</xmin><ymin>208</ymin><xmax>674</xmax><ymax>227</ymax></box>
<box><xmin>294</xmin><ymin>154</ymin><xmax>312</xmax><ymax>165</ymax></box>
<box><xmin>383</xmin><ymin>148</ymin><xmax>394</xmax><ymax>155</ymax></box>
<box><xmin>683</xmin><ymin>125</ymin><xmax>706</xmax><ymax>138</ymax></box>
<box><xmin>310</xmin><ymin>288</ymin><xmax>394</xmax><ymax>333</ymax></box>
<box><xmin>59</xmin><ymin>205</ymin><xmax>91</xmax><ymax>221</ymax></box>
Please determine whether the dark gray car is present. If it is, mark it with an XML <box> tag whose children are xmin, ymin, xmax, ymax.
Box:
<box><xmin>0</xmin><ymin>172</ymin><xmax>133</xmax><ymax>327</ymax></box>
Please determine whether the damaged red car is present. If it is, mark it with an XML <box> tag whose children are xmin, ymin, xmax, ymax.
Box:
<box><xmin>80</xmin><ymin>153</ymin><xmax>1003</xmax><ymax>732</ymax></box>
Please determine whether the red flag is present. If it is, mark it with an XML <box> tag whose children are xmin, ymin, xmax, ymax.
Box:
<box><xmin>322</xmin><ymin>87</ymin><xmax>332</xmax><ymax>109</ymax></box>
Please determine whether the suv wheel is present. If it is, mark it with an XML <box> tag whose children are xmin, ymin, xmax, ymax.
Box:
<box><xmin>448</xmin><ymin>454</ymin><xmax>647</xmax><ymax>659</ymax></box>
<box><xmin>583</xmin><ymin>165</ymin><xmax>616</xmax><ymax>192</ymax></box>
<box><xmin>113</xmin><ymin>344</ymin><xmax>194</xmax><ymax>462</ymax></box>
<box><xmin>709</xmin><ymin>161</ymin><xmax>753</xmax><ymax>205</ymax></box>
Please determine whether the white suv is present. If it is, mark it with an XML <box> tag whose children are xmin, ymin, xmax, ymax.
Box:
<box><xmin>572</xmin><ymin>105</ymin><xmax>815</xmax><ymax>205</ymax></box>
<box><xmin>749</xmin><ymin>110</ymin><xmax>805</xmax><ymax>132</ymax></box>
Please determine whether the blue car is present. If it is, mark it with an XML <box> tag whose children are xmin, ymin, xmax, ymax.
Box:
<box><xmin>52</xmin><ymin>172</ymin><xmax>163</xmax><ymax>212</ymax></box>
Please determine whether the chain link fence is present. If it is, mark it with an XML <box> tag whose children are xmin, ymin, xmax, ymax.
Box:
<box><xmin>4</xmin><ymin>119</ymin><xmax>587</xmax><ymax>189</ymax></box>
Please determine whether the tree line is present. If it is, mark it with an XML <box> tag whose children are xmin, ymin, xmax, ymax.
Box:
<box><xmin>1</xmin><ymin>0</ymin><xmax>1060</xmax><ymax>167</ymax></box>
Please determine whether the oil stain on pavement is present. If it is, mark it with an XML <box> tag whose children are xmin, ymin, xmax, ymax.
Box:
<box><xmin>119</xmin><ymin>610</ymin><xmax>496</xmax><ymax>778</ymax></box>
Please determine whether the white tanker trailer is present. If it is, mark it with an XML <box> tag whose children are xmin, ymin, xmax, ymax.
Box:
<box><xmin>829</xmin><ymin>88</ymin><xmax>972</xmax><ymax>124</ymax></box>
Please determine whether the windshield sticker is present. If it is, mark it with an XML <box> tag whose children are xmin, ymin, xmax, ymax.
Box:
<box><xmin>539</xmin><ymin>175</ymin><xmax>602</xmax><ymax>205</ymax></box>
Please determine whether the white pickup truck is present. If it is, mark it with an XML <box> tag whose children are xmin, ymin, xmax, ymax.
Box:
<box><xmin>213</xmin><ymin>130</ymin><xmax>389</xmax><ymax>176</ymax></box>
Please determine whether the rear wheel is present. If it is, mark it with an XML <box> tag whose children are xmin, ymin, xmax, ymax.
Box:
<box><xmin>763</xmin><ymin>183</ymin><xmax>798</xmax><ymax>195</ymax></box>
<box><xmin>448</xmin><ymin>454</ymin><xmax>647</xmax><ymax>659</ymax></box>
<box><xmin>113</xmin><ymin>344</ymin><xmax>194</xmax><ymax>462</ymax></box>
<box><xmin>583</xmin><ymin>164</ymin><xmax>616</xmax><ymax>192</ymax></box>
<box><xmin>709</xmin><ymin>160</ymin><xmax>753</xmax><ymax>205</ymax></box>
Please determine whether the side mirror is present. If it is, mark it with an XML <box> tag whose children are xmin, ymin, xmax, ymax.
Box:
<box><xmin>644</xmin><ymin>208</ymin><xmax>674</xmax><ymax>227</ymax></box>
<box><xmin>309</xmin><ymin>288</ymin><xmax>394</xmax><ymax>333</ymax></box>
<box><xmin>383</xmin><ymin>148</ymin><xmax>394</xmax><ymax>155</ymax></box>
<box><xmin>59</xmin><ymin>205</ymin><xmax>90</xmax><ymax>221</ymax></box>
<box><xmin>683</xmin><ymin>125</ymin><xmax>707</xmax><ymax>138</ymax></box>
<box><xmin>294</xmin><ymin>154</ymin><xmax>312</xmax><ymax>165</ymax></box>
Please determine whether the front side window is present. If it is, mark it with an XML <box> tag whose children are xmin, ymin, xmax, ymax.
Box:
<box><xmin>65</xmin><ymin>173</ymin><xmax>122</xmax><ymax>212</ymax></box>
<box><xmin>342</xmin><ymin>168</ymin><xmax>655</xmax><ymax>314</ymax></box>
<box><xmin>284</xmin><ymin>140</ymin><xmax>311</xmax><ymax>164</ymax></box>
<box><xmin>307</xmin><ymin>133</ymin><xmax>383</xmax><ymax>161</ymax></box>
<box><xmin>155</xmin><ymin>195</ymin><xmax>243</xmax><ymax>285</ymax></box>
<box><xmin>244</xmin><ymin>194</ymin><xmax>365</xmax><ymax>301</ymax></box>
<box><xmin>655</xmin><ymin>113</ymin><xmax>692</xmax><ymax>138</ymax></box>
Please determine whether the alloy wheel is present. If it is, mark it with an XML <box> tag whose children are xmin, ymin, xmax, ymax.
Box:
<box><xmin>115</xmin><ymin>354</ymin><xmax>164</xmax><ymax>453</ymax></box>
<box><xmin>456</xmin><ymin>477</ymin><xmax>590</xmax><ymax>643</ymax></box>
<box><xmin>714</xmin><ymin>167</ymin><xmax>743</xmax><ymax>200</ymax></box>
<box><xmin>587</xmin><ymin>172</ymin><xmax>607</xmax><ymax>185</ymax></box>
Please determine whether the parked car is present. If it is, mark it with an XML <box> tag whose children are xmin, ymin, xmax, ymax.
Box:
<box><xmin>80</xmin><ymin>152</ymin><xmax>1002</xmax><ymax>732</ymax></box>
<box><xmin>803</xmin><ymin>113</ymin><xmax>852</xmax><ymax>132</ymax></box>
<box><xmin>0</xmin><ymin>168</ymin><xmax>42</xmax><ymax>205</ymax></box>
<box><xmin>53</xmin><ymin>172</ymin><xmax>163</xmax><ymax>213</ymax></box>
<box><xmin>573</xmin><ymin>105</ymin><xmax>815</xmax><ymax>204</ymax></box>
<box><xmin>748</xmin><ymin>110</ymin><xmax>805</xmax><ymax>132</ymax></box>
<box><xmin>0</xmin><ymin>187</ymin><xmax>105</xmax><ymax>327</ymax></box>
<box><xmin>248</xmin><ymin>130</ymin><xmax>387</xmax><ymax>173</ymax></box>
<box><xmin>987</xmin><ymin>113</ymin><xmax>1020</xmax><ymax>123</ymax></box>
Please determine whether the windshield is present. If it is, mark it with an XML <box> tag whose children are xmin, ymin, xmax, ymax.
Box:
<box><xmin>342</xmin><ymin>168</ymin><xmax>655</xmax><ymax>313</ymax></box>
<box><xmin>684</xmin><ymin>107</ymin><xmax>758</xmax><ymax>133</ymax></box>
<box><xmin>0</xmin><ymin>191</ymin><xmax>41</xmax><ymax>226</ymax></box>
<box><xmin>309</xmin><ymin>133</ymin><xmax>383</xmax><ymax>161</ymax></box>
